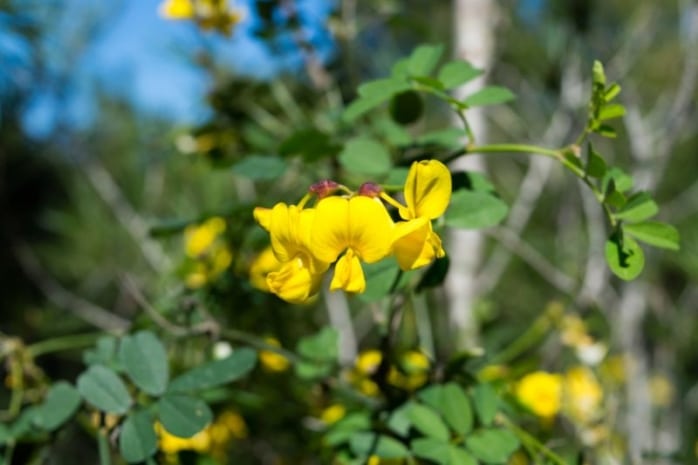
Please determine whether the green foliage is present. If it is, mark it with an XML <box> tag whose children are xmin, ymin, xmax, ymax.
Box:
<box><xmin>32</xmin><ymin>382</ymin><xmax>81</xmax><ymax>432</ymax></box>
<box><xmin>119</xmin><ymin>409</ymin><xmax>158</xmax><ymax>463</ymax></box>
<box><xmin>119</xmin><ymin>331</ymin><xmax>169</xmax><ymax>396</ymax></box>
<box><xmin>77</xmin><ymin>365</ymin><xmax>132</xmax><ymax>414</ymax></box>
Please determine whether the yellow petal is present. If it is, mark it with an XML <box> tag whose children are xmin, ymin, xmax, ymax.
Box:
<box><xmin>253</xmin><ymin>207</ymin><xmax>272</xmax><ymax>231</ymax></box>
<box><xmin>249</xmin><ymin>246</ymin><xmax>281</xmax><ymax>291</ymax></box>
<box><xmin>348</xmin><ymin>196</ymin><xmax>394</xmax><ymax>263</ymax></box>
<box><xmin>158</xmin><ymin>0</ymin><xmax>194</xmax><ymax>19</ymax></box>
<box><xmin>267</xmin><ymin>203</ymin><xmax>311</xmax><ymax>263</ymax></box>
<box><xmin>266</xmin><ymin>259</ymin><xmax>321</xmax><ymax>304</ymax></box>
<box><xmin>392</xmin><ymin>218</ymin><xmax>444</xmax><ymax>270</ymax></box>
<box><xmin>403</xmin><ymin>159</ymin><xmax>452</xmax><ymax>220</ymax></box>
<box><xmin>330</xmin><ymin>250</ymin><xmax>365</xmax><ymax>293</ymax></box>
<box><xmin>311</xmin><ymin>196</ymin><xmax>350</xmax><ymax>263</ymax></box>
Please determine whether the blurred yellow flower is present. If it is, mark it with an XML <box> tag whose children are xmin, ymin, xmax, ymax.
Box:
<box><xmin>158</xmin><ymin>0</ymin><xmax>243</xmax><ymax>35</ymax></box>
<box><xmin>516</xmin><ymin>371</ymin><xmax>563</xmax><ymax>419</ymax></box>
<box><xmin>157</xmin><ymin>422</ymin><xmax>211</xmax><ymax>455</ymax></box>
<box><xmin>320</xmin><ymin>404</ymin><xmax>346</xmax><ymax>425</ymax></box>
<box><xmin>563</xmin><ymin>366</ymin><xmax>603</xmax><ymax>424</ymax></box>
<box><xmin>159</xmin><ymin>0</ymin><xmax>195</xmax><ymax>19</ymax></box>
<box><xmin>649</xmin><ymin>374</ymin><xmax>674</xmax><ymax>407</ymax></box>
<box><xmin>183</xmin><ymin>217</ymin><xmax>232</xmax><ymax>288</ymax></box>
<box><xmin>259</xmin><ymin>337</ymin><xmax>290</xmax><ymax>372</ymax></box>
<box><xmin>387</xmin><ymin>350</ymin><xmax>430</xmax><ymax>391</ymax></box>
<box><xmin>346</xmin><ymin>350</ymin><xmax>382</xmax><ymax>396</ymax></box>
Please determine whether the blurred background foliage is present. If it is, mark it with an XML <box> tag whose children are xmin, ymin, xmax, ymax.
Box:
<box><xmin>1</xmin><ymin>0</ymin><xmax>697</xmax><ymax>464</ymax></box>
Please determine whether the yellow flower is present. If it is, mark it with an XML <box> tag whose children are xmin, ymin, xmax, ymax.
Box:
<box><xmin>563</xmin><ymin>366</ymin><xmax>603</xmax><ymax>423</ymax></box>
<box><xmin>346</xmin><ymin>350</ymin><xmax>382</xmax><ymax>396</ymax></box>
<box><xmin>516</xmin><ymin>371</ymin><xmax>563</xmax><ymax>419</ymax></box>
<box><xmin>156</xmin><ymin>422</ymin><xmax>211</xmax><ymax>455</ymax></box>
<box><xmin>311</xmin><ymin>195</ymin><xmax>394</xmax><ymax>293</ymax></box>
<box><xmin>390</xmin><ymin>160</ymin><xmax>451</xmax><ymax>270</ymax></box>
<box><xmin>249</xmin><ymin>246</ymin><xmax>282</xmax><ymax>292</ymax></box>
<box><xmin>320</xmin><ymin>404</ymin><xmax>346</xmax><ymax>425</ymax></box>
<box><xmin>158</xmin><ymin>0</ymin><xmax>195</xmax><ymax>19</ymax></box>
<box><xmin>649</xmin><ymin>374</ymin><xmax>674</xmax><ymax>407</ymax></box>
<box><xmin>183</xmin><ymin>217</ymin><xmax>232</xmax><ymax>288</ymax></box>
<box><xmin>259</xmin><ymin>337</ymin><xmax>290</xmax><ymax>372</ymax></box>
<box><xmin>388</xmin><ymin>350</ymin><xmax>430</xmax><ymax>391</ymax></box>
<box><xmin>254</xmin><ymin>203</ymin><xmax>329</xmax><ymax>303</ymax></box>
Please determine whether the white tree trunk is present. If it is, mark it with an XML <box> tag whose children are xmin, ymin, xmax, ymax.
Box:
<box><xmin>445</xmin><ymin>0</ymin><xmax>497</xmax><ymax>350</ymax></box>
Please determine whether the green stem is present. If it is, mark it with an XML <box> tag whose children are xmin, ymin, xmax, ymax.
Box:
<box><xmin>503</xmin><ymin>417</ymin><xmax>567</xmax><ymax>465</ymax></box>
<box><xmin>3</xmin><ymin>441</ymin><xmax>14</xmax><ymax>465</ymax></box>
<box><xmin>27</xmin><ymin>332</ymin><xmax>102</xmax><ymax>358</ymax></box>
<box><xmin>468</xmin><ymin>143</ymin><xmax>562</xmax><ymax>159</ymax></box>
<box><xmin>97</xmin><ymin>430</ymin><xmax>111</xmax><ymax>465</ymax></box>
<box><xmin>487</xmin><ymin>312</ymin><xmax>553</xmax><ymax>366</ymax></box>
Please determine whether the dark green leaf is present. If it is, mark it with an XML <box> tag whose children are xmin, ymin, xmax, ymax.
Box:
<box><xmin>9</xmin><ymin>406</ymin><xmax>40</xmax><ymax>439</ymax></box>
<box><xmin>77</xmin><ymin>365</ymin><xmax>131</xmax><ymax>414</ymax></box>
<box><xmin>384</xmin><ymin>167</ymin><xmax>410</xmax><ymax>186</ymax></box>
<box><xmin>158</xmin><ymin>394</ymin><xmax>213</xmax><ymax>438</ymax></box>
<box><xmin>0</xmin><ymin>423</ymin><xmax>10</xmax><ymax>445</ymax></box>
<box><xmin>451</xmin><ymin>171</ymin><xmax>497</xmax><ymax>194</ymax></box>
<box><xmin>563</xmin><ymin>148</ymin><xmax>583</xmax><ymax>170</ymax></box>
<box><xmin>604</xmin><ymin>167</ymin><xmax>633</xmax><ymax>193</ymax></box>
<box><xmin>119</xmin><ymin>410</ymin><xmax>157</xmax><ymax>463</ymax></box>
<box><xmin>623</xmin><ymin>222</ymin><xmax>680</xmax><ymax>251</ymax></box>
<box><xmin>605</xmin><ymin>232</ymin><xmax>645</xmax><ymax>280</ymax></box>
<box><xmin>119</xmin><ymin>331</ymin><xmax>169</xmax><ymax>396</ymax></box>
<box><xmin>465</xmin><ymin>428</ymin><xmax>520</xmax><ymax>463</ymax></box>
<box><xmin>437</xmin><ymin>61</ymin><xmax>482</xmax><ymax>89</ymax></box>
<box><xmin>461</xmin><ymin>86</ymin><xmax>515</xmax><ymax>107</ymax></box>
<box><xmin>338</xmin><ymin>137</ymin><xmax>392</xmax><ymax>176</ymax></box>
<box><xmin>390</xmin><ymin>91</ymin><xmax>424</xmax><ymax>125</ymax></box>
<box><xmin>615</xmin><ymin>192</ymin><xmax>658</xmax><ymax>222</ymax></box>
<box><xmin>416</xmin><ymin>255</ymin><xmax>450</xmax><ymax>292</ymax></box>
<box><xmin>33</xmin><ymin>382</ymin><xmax>81</xmax><ymax>431</ymax></box>
<box><xmin>473</xmin><ymin>383</ymin><xmax>498</xmax><ymax>426</ymax></box>
<box><xmin>168</xmin><ymin>348</ymin><xmax>257</xmax><ymax>393</ymax></box>
<box><xmin>297</xmin><ymin>327</ymin><xmax>338</xmax><ymax>362</ymax></box>
<box><xmin>445</xmin><ymin>190</ymin><xmax>508</xmax><ymax>229</ymax></box>
<box><xmin>83</xmin><ymin>336</ymin><xmax>118</xmax><ymax>367</ymax></box>
<box><xmin>232</xmin><ymin>155</ymin><xmax>287</xmax><ymax>181</ymax></box>
<box><xmin>350</xmin><ymin>432</ymin><xmax>410</xmax><ymax>459</ymax></box>
<box><xmin>407</xmin><ymin>402</ymin><xmax>450</xmax><ymax>441</ymax></box>
<box><xmin>278</xmin><ymin>128</ymin><xmax>337</xmax><ymax>162</ymax></box>
<box><xmin>412</xmin><ymin>438</ymin><xmax>477</xmax><ymax>465</ymax></box>
<box><xmin>408</xmin><ymin>44</ymin><xmax>444</xmax><ymax>77</ymax></box>
<box><xmin>585</xmin><ymin>143</ymin><xmax>607</xmax><ymax>179</ymax></box>
<box><xmin>597</xmin><ymin>124</ymin><xmax>617</xmax><ymax>138</ymax></box>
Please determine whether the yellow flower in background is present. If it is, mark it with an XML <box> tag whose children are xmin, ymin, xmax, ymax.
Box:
<box><xmin>320</xmin><ymin>404</ymin><xmax>346</xmax><ymax>425</ymax></box>
<box><xmin>259</xmin><ymin>337</ymin><xmax>290</xmax><ymax>372</ymax></box>
<box><xmin>249</xmin><ymin>246</ymin><xmax>282</xmax><ymax>292</ymax></box>
<box><xmin>346</xmin><ymin>350</ymin><xmax>382</xmax><ymax>396</ymax></box>
<box><xmin>183</xmin><ymin>217</ymin><xmax>232</xmax><ymax>288</ymax></box>
<box><xmin>159</xmin><ymin>0</ymin><xmax>243</xmax><ymax>35</ymax></box>
<box><xmin>254</xmin><ymin>203</ymin><xmax>329</xmax><ymax>303</ymax></box>
<box><xmin>390</xmin><ymin>160</ymin><xmax>451</xmax><ymax>270</ymax></box>
<box><xmin>563</xmin><ymin>366</ymin><xmax>603</xmax><ymax>424</ymax></box>
<box><xmin>311</xmin><ymin>196</ymin><xmax>394</xmax><ymax>293</ymax></box>
<box><xmin>516</xmin><ymin>371</ymin><xmax>563</xmax><ymax>419</ymax></box>
<box><xmin>649</xmin><ymin>373</ymin><xmax>674</xmax><ymax>408</ymax></box>
<box><xmin>157</xmin><ymin>422</ymin><xmax>211</xmax><ymax>456</ymax></box>
<box><xmin>388</xmin><ymin>350</ymin><xmax>430</xmax><ymax>391</ymax></box>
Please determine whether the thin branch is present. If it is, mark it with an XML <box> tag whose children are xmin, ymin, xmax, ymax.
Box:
<box><xmin>13</xmin><ymin>244</ymin><xmax>130</xmax><ymax>332</ymax></box>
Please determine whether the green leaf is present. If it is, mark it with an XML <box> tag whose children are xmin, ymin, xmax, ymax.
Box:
<box><xmin>10</xmin><ymin>406</ymin><xmax>41</xmax><ymax>440</ymax></box>
<box><xmin>77</xmin><ymin>365</ymin><xmax>132</xmax><ymax>414</ymax></box>
<box><xmin>597</xmin><ymin>123</ymin><xmax>617</xmax><ymax>138</ymax></box>
<box><xmin>445</xmin><ymin>190</ymin><xmax>508</xmax><ymax>229</ymax></box>
<box><xmin>441</xmin><ymin>383</ymin><xmax>473</xmax><ymax>435</ymax></box>
<box><xmin>350</xmin><ymin>432</ymin><xmax>410</xmax><ymax>459</ymax></box>
<box><xmin>338</xmin><ymin>137</ymin><xmax>392</xmax><ymax>176</ymax></box>
<box><xmin>326</xmin><ymin>413</ymin><xmax>371</xmax><ymax>446</ymax></box>
<box><xmin>278</xmin><ymin>128</ymin><xmax>337</xmax><ymax>162</ymax></box>
<box><xmin>359</xmin><ymin>257</ymin><xmax>401</xmax><ymax>303</ymax></box>
<box><xmin>158</xmin><ymin>394</ymin><xmax>213</xmax><ymax>438</ymax></box>
<box><xmin>386</xmin><ymin>403</ymin><xmax>413</xmax><ymax>438</ymax></box>
<box><xmin>412</xmin><ymin>438</ymin><xmax>477</xmax><ymax>465</ymax></box>
<box><xmin>390</xmin><ymin>90</ymin><xmax>424</xmax><ymax>125</ymax></box>
<box><xmin>563</xmin><ymin>148</ymin><xmax>583</xmax><ymax>170</ymax></box>
<box><xmin>604</xmin><ymin>167</ymin><xmax>633</xmax><ymax>193</ymax></box>
<box><xmin>585</xmin><ymin>143</ymin><xmax>607</xmax><ymax>179</ymax></box>
<box><xmin>297</xmin><ymin>327</ymin><xmax>338</xmax><ymax>362</ymax></box>
<box><xmin>119</xmin><ymin>331</ymin><xmax>169</xmax><ymax>396</ymax></box>
<box><xmin>438</xmin><ymin>60</ymin><xmax>482</xmax><ymax>89</ymax></box>
<box><xmin>624</xmin><ymin>222</ymin><xmax>680</xmax><ymax>251</ymax></box>
<box><xmin>465</xmin><ymin>428</ymin><xmax>520</xmax><ymax>463</ymax></box>
<box><xmin>605</xmin><ymin>232</ymin><xmax>645</xmax><ymax>280</ymax></box>
<box><xmin>473</xmin><ymin>383</ymin><xmax>498</xmax><ymax>426</ymax></box>
<box><xmin>168</xmin><ymin>348</ymin><xmax>257</xmax><ymax>393</ymax></box>
<box><xmin>384</xmin><ymin>167</ymin><xmax>410</xmax><ymax>186</ymax></box>
<box><xmin>119</xmin><ymin>410</ymin><xmax>157</xmax><ymax>464</ymax></box>
<box><xmin>592</xmin><ymin>60</ymin><xmax>606</xmax><ymax>86</ymax></box>
<box><xmin>358</xmin><ymin>77</ymin><xmax>411</xmax><ymax>100</ymax></box>
<box><xmin>406</xmin><ymin>402</ymin><xmax>450</xmax><ymax>441</ymax></box>
<box><xmin>598</xmin><ymin>103</ymin><xmax>626</xmax><ymax>121</ymax></box>
<box><xmin>0</xmin><ymin>423</ymin><xmax>10</xmax><ymax>445</ymax></box>
<box><xmin>343</xmin><ymin>95</ymin><xmax>385</xmax><ymax>122</ymax></box>
<box><xmin>461</xmin><ymin>86</ymin><xmax>515</xmax><ymax>107</ymax></box>
<box><xmin>615</xmin><ymin>192</ymin><xmax>658</xmax><ymax>222</ymax></box>
<box><xmin>33</xmin><ymin>382</ymin><xmax>81</xmax><ymax>431</ymax></box>
<box><xmin>232</xmin><ymin>155</ymin><xmax>287</xmax><ymax>181</ymax></box>
<box><xmin>417</xmin><ymin>128</ymin><xmax>467</xmax><ymax>149</ymax></box>
<box><xmin>408</xmin><ymin>44</ymin><xmax>444</xmax><ymax>77</ymax></box>
<box><xmin>83</xmin><ymin>336</ymin><xmax>118</xmax><ymax>367</ymax></box>
<box><xmin>604</xmin><ymin>83</ymin><xmax>621</xmax><ymax>102</ymax></box>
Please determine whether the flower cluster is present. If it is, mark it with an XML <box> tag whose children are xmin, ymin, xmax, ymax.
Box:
<box><xmin>182</xmin><ymin>217</ymin><xmax>232</xmax><ymax>288</ymax></box>
<box><xmin>158</xmin><ymin>0</ymin><xmax>243</xmax><ymax>35</ymax></box>
<box><xmin>252</xmin><ymin>159</ymin><xmax>452</xmax><ymax>303</ymax></box>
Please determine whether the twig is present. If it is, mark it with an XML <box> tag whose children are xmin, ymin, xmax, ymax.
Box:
<box><xmin>13</xmin><ymin>244</ymin><xmax>130</xmax><ymax>332</ymax></box>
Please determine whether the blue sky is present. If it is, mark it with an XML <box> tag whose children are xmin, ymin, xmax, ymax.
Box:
<box><xmin>10</xmin><ymin>0</ymin><xmax>336</xmax><ymax>137</ymax></box>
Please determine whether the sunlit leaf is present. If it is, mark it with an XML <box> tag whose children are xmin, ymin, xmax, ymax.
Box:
<box><xmin>406</xmin><ymin>402</ymin><xmax>450</xmax><ymax>441</ymax></box>
<box><xmin>615</xmin><ymin>192</ymin><xmax>658</xmax><ymax>222</ymax></box>
<box><xmin>461</xmin><ymin>86</ymin><xmax>515</xmax><ymax>107</ymax></box>
<box><xmin>445</xmin><ymin>190</ymin><xmax>508</xmax><ymax>229</ymax></box>
<box><xmin>350</xmin><ymin>432</ymin><xmax>410</xmax><ymax>459</ymax></box>
<box><xmin>232</xmin><ymin>155</ymin><xmax>287</xmax><ymax>181</ymax></box>
<box><xmin>338</xmin><ymin>137</ymin><xmax>392</xmax><ymax>176</ymax></box>
<box><xmin>412</xmin><ymin>438</ymin><xmax>477</xmax><ymax>465</ymax></box>
<box><xmin>437</xmin><ymin>60</ymin><xmax>482</xmax><ymax>89</ymax></box>
<box><xmin>408</xmin><ymin>44</ymin><xmax>444</xmax><ymax>77</ymax></box>
<box><xmin>624</xmin><ymin>222</ymin><xmax>680</xmax><ymax>251</ymax></box>
<box><xmin>465</xmin><ymin>428</ymin><xmax>520</xmax><ymax>463</ymax></box>
<box><xmin>605</xmin><ymin>232</ymin><xmax>645</xmax><ymax>280</ymax></box>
